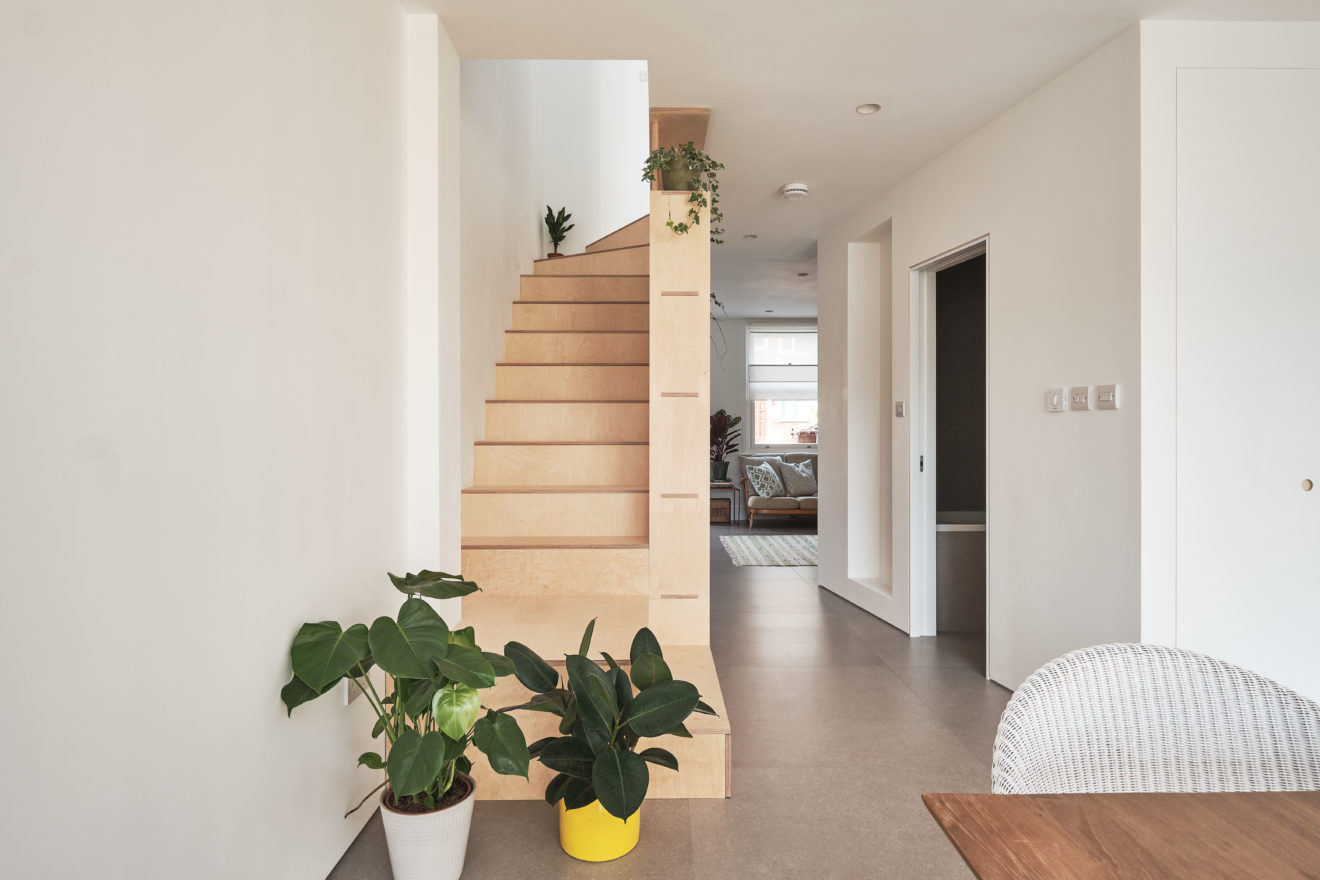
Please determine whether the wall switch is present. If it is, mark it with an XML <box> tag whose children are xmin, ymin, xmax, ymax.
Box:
<box><xmin>1045</xmin><ymin>389</ymin><xmax>1066</xmax><ymax>413</ymax></box>
<box><xmin>1095</xmin><ymin>384</ymin><xmax>1119</xmax><ymax>410</ymax></box>
<box><xmin>1069</xmin><ymin>386</ymin><xmax>1091</xmax><ymax>411</ymax></box>
<box><xmin>895</xmin><ymin>401</ymin><xmax>906</xmax><ymax>418</ymax></box>
<box><xmin>343</xmin><ymin>678</ymin><xmax>364</xmax><ymax>706</ymax></box>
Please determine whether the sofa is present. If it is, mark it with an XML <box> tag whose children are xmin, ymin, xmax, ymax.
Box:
<box><xmin>738</xmin><ymin>452</ymin><xmax>818</xmax><ymax>528</ymax></box>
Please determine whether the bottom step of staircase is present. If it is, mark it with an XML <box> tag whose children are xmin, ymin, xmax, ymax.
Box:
<box><xmin>467</xmin><ymin>645</ymin><xmax>731</xmax><ymax>800</ymax></box>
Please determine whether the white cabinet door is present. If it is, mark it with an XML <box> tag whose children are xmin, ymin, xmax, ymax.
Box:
<box><xmin>1176</xmin><ymin>68</ymin><xmax>1320</xmax><ymax>698</ymax></box>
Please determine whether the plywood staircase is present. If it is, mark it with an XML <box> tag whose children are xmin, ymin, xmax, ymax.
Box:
<box><xmin>461</xmin><ymin>203</ymin><xmax>730</xmax><ymax>800</ymax></box>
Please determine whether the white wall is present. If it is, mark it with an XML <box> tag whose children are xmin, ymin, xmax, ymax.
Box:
<box><xmin>0</xmin><ymin>4</ymin><xmax>458</xmax><ymax>876</ymax></box>
<box><xmin>459</xmin><ymin>60</ymin><xmax>649</xmax><ymax>484</ymax></box>
<box><xmin>709</xmin><ymin>317</ymin><xmax>820</xmax><ymax>490</ymax></box>
<box><xmin>819</xmin><ymin>27</ymin><xmax>1141</xmax><ymax>689</ymax></box>
<box><xmin>1140</xmin><ymin>22</ymin><xmax>1320</xmax><ymax>698</ymax></box>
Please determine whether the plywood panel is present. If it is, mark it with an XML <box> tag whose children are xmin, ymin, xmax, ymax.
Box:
<box><xmin>458</xmin><ymin>595</ymin><xmax>649</xmax><ymax>665</ymax></box>
<box><xmin>504</xmin><ymin>331</ymin><xmax>649</xmax><ymax>364</ymax></box>
<box><xmin>484</xmin><ymin>401</ymin><xmax>648</xmax><ymax>442</ymax></box>
<box><xmin>474</xmin><ymin>443</ymin><xmax>648</xmax><ymax>486</ymax></box>
<box><xmin>461</xmin><ymin>547</ymin><xmax>650</xmax><ymax>595</ymax></box>
<box><xmin>584</xmin><ymin>216</ymin><xmax>649</xmax><ymax>253</ymax></box>
<box><xmin>495</xmin><ymin>365</ymin><xmax>648</xmax><ymax>401</ymax></box>
<box><xmin>512</xmin><ymin>302</ymin><xmax>648</xmax><ymax>332</ymax></box>
<box><xmin>533</xmin><ymin>245</ymin><xmax>648</xmax><ymax>276</ymax></box>
<box><xmin>519</xmin><ymin>274</ymin><xmax>648</xmax><ymax>302</ymax></box>
<box><xmin>461</xmin><ymin>491</ymin><xmax>647</xmax><ymax>538</ymax></box>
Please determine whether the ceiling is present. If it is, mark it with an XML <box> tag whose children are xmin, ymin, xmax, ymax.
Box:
<box><xmin>412</xmin><ymin>0</ymin><xmax>1320</xmax><ymax>317</ymax></box>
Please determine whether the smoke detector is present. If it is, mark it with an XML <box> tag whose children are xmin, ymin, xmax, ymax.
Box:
<box><xmin>780</xmin><ymin>183</ymin><xmax>810</xmax><ymax>200</ymax></box>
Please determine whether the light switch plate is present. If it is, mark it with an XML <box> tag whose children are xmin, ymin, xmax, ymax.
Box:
<box><xmin>1069</xmin><ymin>386</ymin><xmax>1091</xmax><ymax>411</ymax></box>
<box><xmin>1095</xmin><ymin>383</ymin><xmax>1119</xmax><ymax>410</ymax></box>
<box><xmin>895</xmin><ymin>401</ymin><xmax>906</xmax><ymax>418</ymax></box>
<box><xmin>1045</xmin><ymin>389</ymin><xmax>1066</xmax><ymax>413</ymax></box>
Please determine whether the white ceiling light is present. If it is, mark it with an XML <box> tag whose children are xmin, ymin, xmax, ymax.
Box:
<box><xmin>855</xmin><ymin>102</ymin><xmax>882</xmax><ymax>115</ymax></box>
<box><xmin>743</xmin><ymin>233</ymin><xmax>758</xmax><ymax>240</ymax></box>
<box><xmin>780</xmin><ymin>183</ymin><xmax>809</xmax><ymax>200</ymax></box>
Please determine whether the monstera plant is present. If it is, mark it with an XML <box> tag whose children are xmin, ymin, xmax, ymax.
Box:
<box><xmin>281</xmin><ymin>571</ymin><xmax>531</xmax><ymax>880</ymax></box>
<box><xmin>503</xmin><ymin>621</ymin><xmax>717</xmax><ymax>860</ymax></box>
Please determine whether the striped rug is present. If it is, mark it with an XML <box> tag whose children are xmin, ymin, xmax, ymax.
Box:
<box><xmin>719</xmin><ymin>534</ymin><xmax>818</xmax><ymax>566</ymax></box>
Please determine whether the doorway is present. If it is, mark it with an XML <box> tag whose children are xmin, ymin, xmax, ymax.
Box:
<box><xmin>910</xmin><ymin>242</ymin><xmax>987</xmax><ymax>670</ymax></box>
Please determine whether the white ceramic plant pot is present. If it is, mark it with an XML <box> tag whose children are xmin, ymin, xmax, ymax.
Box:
<box><xmin>379</xmin><ymin>775</ymin><xmax>476</xmax><ymax>880</ymax></box>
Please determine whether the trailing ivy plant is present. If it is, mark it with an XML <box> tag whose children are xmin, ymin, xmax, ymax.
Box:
<box><xmin>641</xmin><ymin>142</ymin><xmax>724</xmax><ymax>244</ymax></box>
<box><xmin>544</xmin><ymin>205</ymin><xmax>574</xmax><ymax>254</ymax></box>
<box><xmin>281</xmin><ymin>571</ymin><xmax>531</xmax><ymax>815</ymax></box>
<box><xmin>503</xmin><ymin>621</ymin><xmax>718</xmax><ymax>820</ymax></box>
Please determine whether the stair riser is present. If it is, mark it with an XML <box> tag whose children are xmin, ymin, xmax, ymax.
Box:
<box><xmin>520</xmin><ymin>275</ymin><xmax>648</xmax><ymax>302</ymax></box>
<box><xmin>484</xmin><ymin>402</ymin><xmax>648</xmax><ymax>443</ymax></box>
<box><xmin>494</xmin><ymin>365</ymin><xmax>647</xmax><ymax>401</ymax></box>
<box><xmin>460</xmin><ymin>548</ymin><xmax>649</xmax><ymax>595</ymax></box>
<box><xmin>504</xmin><ymin>332</ymin><xmax>648</xmax><ymax>364</ymax></box>
<box><xmin>458</xmin><ymin>596</ymin><xmax>650</xmax><ymax>665</ymax></box>
<box><xmin>584</xmin><ymin>217</ymin><xmax>648</xmax><ymax>253</ymax></box>
<box><xmin>474</xmin><ymin>445</ymin><xmax>648</xmax><ymax>486</ymax></box>
<box><xmin>512</xmin><ymin>303</ymin><xmax>648</xmax><ymax>332</ymax></box>
<box><xmin>534</xmin><ymin>247</ymin><xmax>648</xmax><ymax>276</ymax></box>
<box><xmin>461</xmin><ymin>493</ymin><xmax>648</xmax><ymax>538</ymax></box>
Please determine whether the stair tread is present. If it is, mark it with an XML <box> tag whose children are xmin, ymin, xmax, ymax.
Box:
<box><xmin>506</xmin><ymin>330</ymin><xmax>648</xmax><ymax>334</ymax></box>
<box><xmin>520</xmin><ymin>274</ymin><xmax>648</xmax><ymax>279</ymax></box>
<box><xmin>583</xmin><ymin>215</ymin><xmax>648</xmax><ymax>251</ymax></box>
<box><xmin>533</xmin><ymin>243</ymin><xmax>648</xmax><ymax>263</ymax></box>
<box><xmin>475</xmin><ymin>441</ymin><xmax>648</xmax><ymax>446</ymax></box>
<box><xmin>462</xmin><ymin>485</ymin><xmax>648</xmax><ymax>494</ymax></box>
<box><xmin>487</xmin><ymin>399</ymin><xmax>648</xmax><ymax>404</ymax></box>
<box><xmin>461</xmin><ymin>536</ymin><xmax>649</xmax><ymax>549</ymax></box>
<box><xmin>496</xmin><ymin>362</ymin><xmax>648</xmax><ymax>367</ymax></box>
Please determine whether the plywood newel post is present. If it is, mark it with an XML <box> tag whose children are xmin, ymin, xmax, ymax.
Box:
<box><xmin>648</xmin><ymin>191</ymin><xmax>711</xmax><ymax>646</ymax></box>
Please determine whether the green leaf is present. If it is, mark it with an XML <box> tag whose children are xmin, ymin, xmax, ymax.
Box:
<box><xmin>527</xmin><ymin>736</ymin><xmax>557</xmax><ymax>759</ymax></box>
<box><xmin>629</xmin><ymin>653</ymin><xmax>672</xmax><ymax>690</ymax></box>
<box><xmin>539</xmin><ymin>738</ymin><xmax>596</xmax><ymax>779</ymax></box>
<box><xmin>473</xmin><ymin>712</ymin><xmax>530</xmax><ymax>778</ymax></box>
<box><xmin>562</xmin><ymin>777</ymin><xmax>596</xmax><ymax>810</ymax></box>
<box><xmin>386</xmin><ymin>729</ymin><xmax>447</xmax><ymax>798</ymax></box>
<box><xmin>368</xmin><ymin>598</ymin><xmax>450</xmax><ymax>678</ymax></box>
<box><xmin>437</xmin><ymin>644</ymin><xmax>496</xmax><ymax>688</ymax></box>
<box><xmin>454</xmin><ymin>755</ymin><xmax>473</xmax><ymax>777</ymax></box>
<box><xmin>558</xmin><ymin>700</ymin><xmax>578</xmax><ymax>735</ymax></box>
<box><xmin>484</xmin><ymin>652</ymin><xmax>516</xmax><ymax>677</ymax></box>
<box><xmin>388</xmin><ymin>570</ymin><xmax>480</xmax><ymax>600</ymax></box>
<box><xmin>666</xmin><ymin>722</ymin><xmax>693</xmax><ymax>738</ymax></box>
<box><xmin>566</xmin><ymin>655</ymin><xmax>615</xmax><ymax>731</ymax></box>
<box><xmin>440</xmin><ymin>731</ymin><xmax>466</xmax><ymax>765</ymax></box>
<box><xmin>504</xmin><ymin>641</ymin><xmax>559</xmax><ymax>693</ymax></box>
<box><xmin>290</xmin><ymin>621</ymin><xmax>370</xmax><ymax>691</ymax></box>
<box><xmin>629</xmin><ymin>627</ymin><xmax>663</xmax><ymax>663</ymax></box>
<box><xmin>693</xmin><ymin>699</ymin><xmax>718</xmax><ymax>716</ymax></box>
<box><xmin>578</xmin><ymin>618</ymin><xmax>596</xmax><ymax>656</ymax></box>
<box><xmin>358</xmin><ymin>751</ymin><xmax>386</xmax><ymax>770</ymax></box>
<box><xmin>371</xmin><ymin>714</ymin><xmax>388</xmax><ymax>738</ymax></box>
<box><xmin>592</xmin><ymin>749</ymin><xmax>649</xmax><ymax>820</ymax></box>
<box><xmin>432</xmin><ymin>684</ymin><xmax>482</xmax><ymax>741</ymax></box>
<box><xmin>448</xmin><ymin>626</ymin><xmax>476</xmax><ymax>648</ymax></box>
<box><xmin>573</xmin><ymin>717</ymin><xmax>611</xmax><ymax>756</ymax></box>
<box><xmin>403</xmin><ymin>675</ymin><xmax>441</xmax><ymax>718</ymax></box>
<box><xmin>611</xmin><ymin>666</ymin><xmax>634</xmax><ymax>716</ymax></box>
<box><xmin>638</xmin><ymin>747</ymin><xmax>678</xmax><ymax>772</ymax></box>
<box><xmin>280</xmin><ymin>673</ymin><xmax>336</xmax><ymax>715</ymax></box>
<box><xmin>600</xmin><ymin>651</ymin><xmax>620</xmax><ymax>670</ymax></box>
<box><xmin>628</xmin><ymin>680</ymin><xmax>700</xmax><ymax>737</ymax></box>
<box><xmin>545</xmin><ymin>772</ymin><xmax>573</xmax><ymax>806</ymax></box>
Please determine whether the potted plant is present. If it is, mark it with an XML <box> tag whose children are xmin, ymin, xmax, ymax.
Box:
<box><xmin>710</xmin><ymin>408</ymin><xmax>741</xmax><ymax>482</ymax></box>
<box><xmin>544</xmin><ymin>205</ymin><xmax>574</xmax><ymax>258</ymax></box>
<box><xmin>503</xmin><ymin>621</ymin><xmax>717</xmax><ymax>862</ymax></box>
<box><xmin>281</xmin><ymin>570</ymin><xmax>531</xmax><ymax>880</ymax></box>
<box><xmin>641</xmin><ymin>142</ymin><xmax>724</xmax><ymax>243</ymax></box>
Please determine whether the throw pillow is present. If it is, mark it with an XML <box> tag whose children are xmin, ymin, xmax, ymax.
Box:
<box><xmin>780</xmin><ymin>459</ymin><xmax>817</xmax><ymax>496</ymax></box>
<box><xmin>745</xmin><ymin>461</ymin><xmax>786</xmax><ymax>498</ymax></box>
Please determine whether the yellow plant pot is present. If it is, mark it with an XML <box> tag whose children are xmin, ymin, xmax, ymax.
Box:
<box><xmin>558</xmin><ymin>800</ymin><xmax>640</xmax><ymax>862</ymax></box>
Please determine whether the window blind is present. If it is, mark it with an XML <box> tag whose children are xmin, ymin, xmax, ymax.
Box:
<box><xmin>747</xmin><ymin>326</ymin><xmax>818</xmax><ymax>400</ymax></box>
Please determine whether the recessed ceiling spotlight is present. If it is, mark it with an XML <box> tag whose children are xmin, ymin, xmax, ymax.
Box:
<box><xmin>765</xmin><ymin>310</ymin><xmax>775</xmax><ymax>313</ymax></box>
<box><xmin>797</xmin><ymin>272</ymin><xmax>808</xmax><ymax>277</ymax></box>
<box><xmin>856</xmin><ymin>103</ymin><xmax>882</xmax><ymax>115</ymax></box>
<box><xmin>780</xmin><ymin>183</ymin><xmax>809</xmax><ymax>200</ymax></box>
<box><xmin>743</xmin><ymin>233</ymin><xmax>758</xmax><ymax>240</ymax></box>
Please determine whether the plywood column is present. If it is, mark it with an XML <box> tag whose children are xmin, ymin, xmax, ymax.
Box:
<box><xmin>648</xmin><ymin>191</ymin><xmax>711</xmax><ymax>646</ymax></box>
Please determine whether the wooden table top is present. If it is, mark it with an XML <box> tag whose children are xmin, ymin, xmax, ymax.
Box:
<box><xmin>923</xmin><ymin>790</ymin><xmax>1320</xmax><ymax>879</ymax></box>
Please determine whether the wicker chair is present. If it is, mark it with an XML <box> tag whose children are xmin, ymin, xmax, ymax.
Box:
<box><xmin>991</xmin><ymin>643</ymin><xmax>1320</xmax><ymax>794</ymax></box>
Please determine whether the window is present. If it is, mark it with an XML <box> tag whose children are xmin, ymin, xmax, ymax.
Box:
<box><xmin>747</xmin><ymin>325</ymin><xmax>818</xmax><ymax>446</ymax></box>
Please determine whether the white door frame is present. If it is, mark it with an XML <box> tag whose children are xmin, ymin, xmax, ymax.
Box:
<box><xmin>908</xmin><ymin>238</ymin><xmax>987</xmax><ymax>640</ymax></box>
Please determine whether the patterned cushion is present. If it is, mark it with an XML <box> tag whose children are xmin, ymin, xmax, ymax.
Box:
<box><xmin>780</xmin><ymin>459</ymin><xmax>817</xmax><ymax>496</ymax></box>
<box><xmin>745</xmin><ymin>461</ymin><xmax>785</xmax><ymax>498</ymax></box>
<box><xmin>741</xmin><ymin>455</ymin><xmax>785</xmax><ymax>483</ymax></box>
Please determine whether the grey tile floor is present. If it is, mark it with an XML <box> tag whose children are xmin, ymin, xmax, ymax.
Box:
<box><xmin>328</xmin><ymin>520</ymin><xmax>1009</xmax><ymax>879</ymax></box>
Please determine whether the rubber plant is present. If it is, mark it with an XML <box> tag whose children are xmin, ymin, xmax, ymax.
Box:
<box><xmin>544</xmin><ymin>205</ymin><xmax>574</xmax><ymax>255</ymax></box>
<box><xmin>641</xmin><ymin>142</ymin><xmax>725</xmax><ymax>243</ymax></box>
<box><xmin>504</xmin><ymin>621</ymin><xmax>718</xmax><ymax>820</ymax></box>
<box><xmin>710</xmin><ymin>409</ymin><xmax>742</xmax><ymax>464</ymax></box>
<box><xmin>281</xmin><ymin>570</ymin><xmax>531</xmax><ymax>814</ymax></box>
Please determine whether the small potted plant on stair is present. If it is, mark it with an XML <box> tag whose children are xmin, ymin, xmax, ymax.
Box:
<box><xmin>641</xmin><ymin>142</ymin><xmax>725</xmax><ymax>243</ymax></box>
<box><xmin>502</xmin><ymin>621</ymin><xmax>718</xmax><ymax>862</ymax></box>
<box><xmin>710</xmin><ymin>408</ymin><xmax>742</xmax><ymax>482</ymax></box>
<box><xmin>544</xmin><ymin>205</ymin><xmax>574</xmax><ymax>258</ymax></box>
<box><xmin>281</xmin><ymin>570</ymin><xmax>532</xmax><ymax>880</ymax></box>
